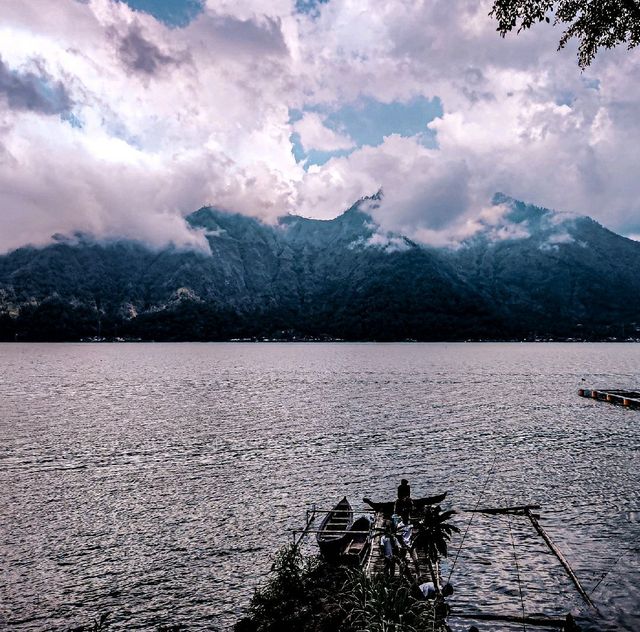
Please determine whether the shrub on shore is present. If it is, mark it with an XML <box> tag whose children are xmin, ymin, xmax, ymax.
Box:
<box><xmin>234</xmin><ymin>545</ymin><xmax>448</xmax><ymax>632</ymax></box>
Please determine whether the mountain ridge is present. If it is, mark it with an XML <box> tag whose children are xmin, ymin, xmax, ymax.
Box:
<box><xmin>1</xmin><ymin>195</ymin><xmax>639</xmax><ymax>341</ymax></box>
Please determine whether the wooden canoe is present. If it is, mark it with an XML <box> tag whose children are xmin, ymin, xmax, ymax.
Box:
<box><xmin>316</xmin><ymin>496</ymin><xmax>354</xmax><ymax>558</ymax></box>
<box><xmin>362</xmin><ymin>492</ymin><xmax>447</xmax><ymax>517</ymax></box>
<box><xmin>343</xmin><ymin>515</ymin><xmax>373</xmax><ymax>565</ymax></box>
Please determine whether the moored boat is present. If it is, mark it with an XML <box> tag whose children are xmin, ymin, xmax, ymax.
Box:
<box><xmin>362</xmin><ymin>492</ymin><xmax>447</xmax><ymax>516</ymax></box>
<box><xmin>343</xmin><ymin>515</ymin><xmax>373</xmax><ymax>565</ymax></box>
<box><xmin>316</xmin><ymin>496</ymin><xmax>353</xmax><ymax>558</ymax></box>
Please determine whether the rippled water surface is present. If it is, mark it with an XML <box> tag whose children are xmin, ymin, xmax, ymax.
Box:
<box><xmin>1</xmin><ymin>343</ymin><xmax>639</xmax><ymax>631</ymax></box>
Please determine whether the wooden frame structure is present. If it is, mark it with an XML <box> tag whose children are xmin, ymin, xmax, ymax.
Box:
<box><xmin>579</xmin><ymin>388</ymin><xmax>640</xmax><ymax>409</ymax></box>
<box><xmin>292</xmin><ymin>501</ymin><xmax>598</xmax><ymax>629</ymax></box>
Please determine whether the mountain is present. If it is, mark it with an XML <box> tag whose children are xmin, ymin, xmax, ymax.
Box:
<box><xmin>446</xmin><ymin>193</ymin><xmax>640</xmax><ymax>338</ymax></box>
<box><xmin>0</xmin><ymin>195</ymin><xmax>639</xmax><ymax>341</ymax></box>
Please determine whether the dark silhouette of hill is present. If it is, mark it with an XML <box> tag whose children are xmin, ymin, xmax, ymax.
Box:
<box><xmin>1</xmin><ymin>195</ymin><xmax>638</xmax><ymax>341</ymax></box>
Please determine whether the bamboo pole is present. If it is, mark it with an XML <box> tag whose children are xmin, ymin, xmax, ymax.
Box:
<box><xmin>464</xmin><ymin>504</ymin><xmax>541</xmax><ymax>515</ymax></box>
<box><xmin>289</xmin><ymin>529</ymin><xmax>372</xmax><ymax>535</ymax></box>
<box><xmin>315</xmin><ymin>509</ymin><xmax>373</xmax><ymax>513</ymax></box>
<box><xmin>292</xmin><ymin>504</ymin><xmax>316</xmax><ymax>548</ymax></box>
<box><xmin>451</xmin><ymin>612</ymin><xmax>567</xmax><ymax>627</ymax></box>
<box><xmin>524</xmin><ymin>508</ymin><xmax>597</xmax><ymax>611</ymax></box>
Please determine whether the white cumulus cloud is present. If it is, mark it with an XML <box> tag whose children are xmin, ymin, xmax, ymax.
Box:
<box><xmin>0</xmin><ymin>0</ymin><xmax>640</xmax><ymax>253</ymax></box>
<box><xmin>293</xmin><ymin>111</ymin><xmax>354</xmax><ymax>152</ymax></box>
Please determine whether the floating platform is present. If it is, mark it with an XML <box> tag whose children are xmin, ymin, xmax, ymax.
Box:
<box><xmin>578</xmin><ymin>388</ymin><xmax>640</xmax><ymax>409</ymax></box>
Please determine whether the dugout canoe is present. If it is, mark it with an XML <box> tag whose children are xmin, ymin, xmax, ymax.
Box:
<box><xmin>316</xmin><ymin>496</ymin><xmax>353</xmax><ymax>558</ymax></box>
<box><xmin>362</xmin><ymin>492</ymin><xmax>447</xmax><ymax>516</ymax></box>
<box><xmin>343</xmin><ymin>515</ymin><xmax>373</xmax><ymax>566</ymax></box>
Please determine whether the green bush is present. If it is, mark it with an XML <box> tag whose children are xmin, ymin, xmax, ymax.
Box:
<box><xmin>235</xmin><ymin>545</ymin><xmax>448</xmax><ymax>632</ymax></box>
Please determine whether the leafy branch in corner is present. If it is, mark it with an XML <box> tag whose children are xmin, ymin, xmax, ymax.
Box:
<box><xmin>490</xmin><ymin>0</ymin><xmax>640</xmax><ymax>68</ymax></box>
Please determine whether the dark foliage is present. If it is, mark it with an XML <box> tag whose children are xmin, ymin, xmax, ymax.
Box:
<box><xmin>16</xmin><ymin>297</ymin><xmax>98</xmax><ymax>341</ymax></box>
<box><xmin>490</xmin><ymin>0</ymin><xmax>640</xmax><ymax>68</ymax></box>
<box><xmin>235</xmin><ymin>545</ymin><xmax>447</xmax><ymax>632</ymax></box>
<box><xmin>414</xmin><ymin>506</ymin><xmax>460</xmax><ymax>564</ymax></box>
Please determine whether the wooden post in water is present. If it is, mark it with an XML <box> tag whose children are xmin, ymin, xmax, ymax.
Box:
<box><xmin>293</xmin><ymin>504</ymin><xmax>317</xmax><ymax>549</ymax></box>
<box><xmin>523</xmin><ymin>508</ymin><xmax>597</xmax><ymax>611</ymax></box>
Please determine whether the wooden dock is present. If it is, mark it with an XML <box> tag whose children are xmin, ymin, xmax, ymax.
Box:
<box><xmin>579</xmin><ymin>388</ymin><xmax>640</xmax><ymax>409</ymax></box>
<box><xmin>363</xmin><ymin>511</ymin><xmax>439</xmax><ymax>583</ymax></box>
<box><xmin>298</xmin><ymin>499</ymin><xmax>593</xmax><ymax>630</ymax></box>
<box><xmin>363</xmin><ymin>511</ymin><xmax>387</xmax><ymax>576</ymax></box>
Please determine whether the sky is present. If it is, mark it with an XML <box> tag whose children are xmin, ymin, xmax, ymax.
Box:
<box><xmin>1</xmin><ymin>0</ymin><xmax>640</xmax><ymax>252</ymax></box>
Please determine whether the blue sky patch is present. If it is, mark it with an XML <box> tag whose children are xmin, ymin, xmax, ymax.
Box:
<box><xmin>118</xmin><ymin>0</ymin><xmax>204</xmax><ymax>28</ymax></box>
<box><xmin>290</xmin><ymin>95</ymin><xmax>443</xmax><ymax>168</ymax></box>
<box><xmin>325</xmin><ymin>96</ymin><xmax>443</xmax><ymax>147</ymax></box>
<box><xmin>555</xmin><ymin>91</ymin><xmax>574</xmax><ymax>107</ymax></box>
<box><xmin>581</xmin><ymin>77</ymin><xmax>600</xmax><ymax>91</ymax></box>
<box><xmin>295</xmin><ymin>0</ymin><xmax>330</xmax><ymax>16</ymax></box>
<box><xmin>62</xmin><ymin>112</ymin><xmax>83</xmax><ymax>129</ymax></box>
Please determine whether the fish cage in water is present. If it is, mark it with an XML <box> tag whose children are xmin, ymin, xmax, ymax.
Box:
<box><xmin>579</xmin><ymin>388</ymin><xmax>640</xmax><ymax>408</ymax></box>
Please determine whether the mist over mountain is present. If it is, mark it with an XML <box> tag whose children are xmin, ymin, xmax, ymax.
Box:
<box><xmin>1</xmin><ymin>195</ymin><xmax>639</xmax><ymax>342</ymax></box>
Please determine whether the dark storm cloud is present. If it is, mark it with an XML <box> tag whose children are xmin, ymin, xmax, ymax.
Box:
<box><xmin>117</xmin><ymin>24</ymin><xmax>187</xmax><ymax>75</ymax></box>
<box><xmin>0</xmin><ymin>57</ymin><xmax>73</xmax><ymax>115</ymax></box>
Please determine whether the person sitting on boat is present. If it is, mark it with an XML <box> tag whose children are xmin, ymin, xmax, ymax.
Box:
<box><xmin>398</xmin><ymin>478</ymin><xmax>411</xmax><ymax>500</ymax></box>
<box><xmin>395</xmin><ymin>479</ymin><xmax>413</xmax><ymax>522</ymax></box>
<box><xmin>394</xmin><ymin>495</ymin><xmax>413</xmax><ymax>524</ymax></box>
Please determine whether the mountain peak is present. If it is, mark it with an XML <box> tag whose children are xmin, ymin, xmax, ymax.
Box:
<box><xmin>491</xmin><ymin>192</ymin><xmax>549</xmax><ymax>224</ymax></box>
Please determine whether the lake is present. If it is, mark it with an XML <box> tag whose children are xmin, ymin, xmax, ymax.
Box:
<box><xmin>0</xmin><ymin>343</ymin><xmax>638</xmax><ymax>631</ymax></box>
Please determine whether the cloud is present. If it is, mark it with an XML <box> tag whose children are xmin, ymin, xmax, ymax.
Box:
<box><xmin>189</xmin><ymin>13</ymin><xmax>289</xmax><ymax>58</ymax></box>
<box><xmin>116</xmin><ymin>23</ymin><xmax>188</xmax><ymax>75</ymax></box>
<box><xmin>291</xmin><ymin>0</ymin><xmax>640</xmax><ymax>238</ymax></box>
<box><xmin>0</xmin><ymin>56</ymin><xmax>73</xmax><ymax>115</ymax></box>
<box><xmin>292</xmin><ymin>111</ymin><xmax>353</xmax><ymax>152</ymax></box>
<box><xmin>1</xmin><ymin>0</ymin><xmax>640</xmax><ymax>255</ymax></box>
<box><xmin>0</xmin><ymin>0</ymin><xmax>299</xmax><ymax>253</ymax></box>
<box><xmin>363</xmin><ymin>232</ymin><xmax>411</xmax><ymax>253</ymax></box>
<box><xmin>294</xmin><ymin>134</ymin><xmax>477</xmax><ymax>243</ymax></box>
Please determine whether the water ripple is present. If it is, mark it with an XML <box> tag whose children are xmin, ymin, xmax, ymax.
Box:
<box><xmin>0</xmin><ymin>342</ymin><xmax>638</xmax><ymax>631</ymax></box>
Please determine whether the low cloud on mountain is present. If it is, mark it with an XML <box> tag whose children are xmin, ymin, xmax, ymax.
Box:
<box><xmin>0</xmin><ymin>0</ymin><xmax>640</xmax><ymax>252</ymax></box>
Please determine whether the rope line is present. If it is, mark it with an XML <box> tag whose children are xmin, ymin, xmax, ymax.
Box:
<box><xmin>507</xmin><ymin>512</ymin><xmax>527</xmax><ymax>632</ymax></box>
<box><xmin>447</xmin><ymin>454</ymin><xmax>498</xmax><ymax>584</ymax></box>
<box><xmin>590</xmin><ymin>539</ymin><xmax>640</xmax><ymax>596</ymax></box>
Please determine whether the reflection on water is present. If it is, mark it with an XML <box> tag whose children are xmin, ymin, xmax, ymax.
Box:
<box><xmin>0</xmin><ymin>342</ymin><xmax>638</xmax><ymax>631</ymax></box>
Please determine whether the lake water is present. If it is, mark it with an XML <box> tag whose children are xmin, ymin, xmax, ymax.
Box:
<box><xmin>0</xmin><ymin>343</ymin><xmax>638</xmax><ymax>631</ymax></box>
